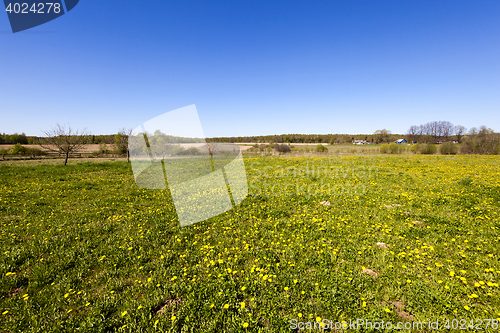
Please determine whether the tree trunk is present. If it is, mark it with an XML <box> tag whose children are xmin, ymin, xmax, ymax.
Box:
<box><xmin>127</xmin><ymin>150</ymin><xmax>130</xmax><ymax>163</ymax></box>
<box><xmin>64</xmin><ymin>152</ymin><xmax>69</xmax><ymax>166</ymax></box>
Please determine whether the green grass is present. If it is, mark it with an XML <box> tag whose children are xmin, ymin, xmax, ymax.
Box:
<box><xmin>0</xmin><ymin>156</ymin><xmax>499</xmax><ymax>332</ymax></box>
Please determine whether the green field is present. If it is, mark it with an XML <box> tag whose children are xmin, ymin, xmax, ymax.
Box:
<box><xmin>1</xmin><ymin>156</ymin><xmax>499</xmax><ymax>332</ymax></box>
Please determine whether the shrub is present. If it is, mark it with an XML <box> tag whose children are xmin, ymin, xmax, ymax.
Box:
<box><xmin>315</xmin><ymin>144</ymin><xmax>328</xmax><ymax>153</ymax></box>
<box><xmin>420</xmin><ymin>144</ymin><xmax>437</xmax><ymax>154</ymax></box>
<box><xmin>410</xmin><ymin>143</ymin><xmax>422</xmax><ymax>154</ymax></box>
<box><xmin>26</xmin><ymin>147</ymin><xmax>47</xmax><ymax>156</ymax></box>
<box><xmin>380</xmin><ymin>143</ymin><xmax>404</xmax><ymax>154</ymax></box>
<box><xmin>460</xmin><ymin>131</ymin><xmax>500</xmax><ymax>155</ymax></box>
<box><xmin>175</xmin><ymin>147</ymin><xmax>201</xmax><ymax>155</ymax></box>
<box><xmin>410</xmin><ymin>143</ymin><xmax>437</xmax><ymax>154</ymax></box>
<box><xmin>275</xmin><ymin>144</ymin><xmax>291</xmax><ymax>153</ymax></box>
<box><xmin>390</xmin><ymin>143</ymin><xmax>404</xmax><ymax>154</ymax></box>
<box><xmin>439</xmin><ymin>142</ymin><xmax>458</xmax><ymax>155</ymax></box>
<box><xmin>8</xmin><ymin>143</ymin><xmax>28</xmax><ymax>155</ymax></box>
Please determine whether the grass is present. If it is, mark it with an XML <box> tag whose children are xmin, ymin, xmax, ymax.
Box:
<box><xmin>1</xmin><ymin>155</ymin><xmax>499</xmax><ymax>332</ymax></box>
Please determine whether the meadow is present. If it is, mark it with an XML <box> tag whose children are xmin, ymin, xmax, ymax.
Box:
<box><xmin>1</xmin><ymin>155</ymin><xmax>499</xmax><ymax>332</ymax></box>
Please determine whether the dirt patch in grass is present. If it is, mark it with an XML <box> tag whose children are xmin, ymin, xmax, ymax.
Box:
<box><xmin>5</xmin><ymin>287</ymin><xmax>23</xmax><ymax>298</ymax></box>
<box><xmin>155</xmin><ymin>298</ymin><xmax>183</xmax><ymax>316</ymax></box>
<box><xmin>362</xmin><ymin>268</ymin><xmax>378</xmax><ymax>278</ymax></box>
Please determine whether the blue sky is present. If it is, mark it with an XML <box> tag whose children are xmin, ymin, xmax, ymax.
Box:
<box><xmin>1</xmin><ymin>0</ymin><xmax>499</xmax><ymax>137</ymax></box>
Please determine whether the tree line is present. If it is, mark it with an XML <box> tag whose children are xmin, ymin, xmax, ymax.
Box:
<box><xmin>406</xmin><ymin>121</ymin><xmax>467</xmax><ymax>143</ymax></box>
<box><xmin>208</xmin><ymin>133</ymin><xmax>402</xmax><ymax>144</ymax></box>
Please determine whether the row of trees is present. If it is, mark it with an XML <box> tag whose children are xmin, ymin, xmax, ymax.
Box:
<box><xmin>406</xmin><ymin>121</ymin><xmax>468</xmax><ymax>143</ymax></box>
<box><xmin>0</xmin><ymin>133</ymin><xmax>124</xmax><ymax>145</ymax></box>
<box><xmin>209</xmin><ymin>133</ymin><xmax>398</xmax><ymax>144</ymax></box>
<box><xmin>0</xmin><ymin>133</ymin><xmax>30</xmax><ymax>144</ymax></box>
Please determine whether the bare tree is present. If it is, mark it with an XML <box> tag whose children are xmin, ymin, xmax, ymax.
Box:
<box><xmin>468</xmin><ymin>127</ymin><xmax>478</xmax><ymax>136</ymax></box>
<box><xmin>454</xmin><ymin>125</ymin><xmax>467</xmax><ymax>143</ymax></box>
<box><xmin>406</xmin><ymin>125</ymin><xmax>419</xmax><ymax>143</ymax></box>
<box><xmin>39</xmin><ymin>124</ymin><xmax>90</xmax><ymax>166</ymax></box>
<box><xmin>115</xmin><ymin>128</ymin><xmax>133</xmax><ymax>162</ymax></box>
<box><xmin>439</xmin><ymin>121</ymin><xmax>454</xmax><ymax>140</ymax></box>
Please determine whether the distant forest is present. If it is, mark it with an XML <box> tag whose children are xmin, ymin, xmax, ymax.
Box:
<box><xmin>1</xmin><ymin>120</ymin><xmax>497</xmax><ymax>147</ymax></box>
<box><xmin>0</xmin><ymin>132</ymin><xmax>399</xmax><ymax>145</ymax></box>
<box><xmin>207</xmin><ymin>133</ymin><xmax>398</xmax><ymax>144</ymax></box>
<box><xmin>0</xmin><ymin>133</ymin><xmax>119</xmax><ymax>145</ymax></box>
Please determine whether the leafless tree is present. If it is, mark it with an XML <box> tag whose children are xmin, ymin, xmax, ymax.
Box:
<box><xmin>468</xmin><ymin>127</ymin><xmax>478</xmax><ymax>136</ymax></box>
<box><xmin>406</xmin><ymin>125</ymin><xmax>419</xmax><ymax>143</ymax></box>
<box><xmin>439</xmin><ymin>121</ymin><xmax>454</xmax><ymax>140</ymax></box>
<box><xmin>115</xmin><ymin>128</ymin><xmax>133</xmax><ymax>162</ymax></box>
<box><xmin>39</xmin><ymin>124</ymin><xmax>91</xmax><ymax>166</ymax></box>
<box><xmin>454</xmin><ymin>125</ymin><xmax>467</xmax><ymax>143</ymax></box>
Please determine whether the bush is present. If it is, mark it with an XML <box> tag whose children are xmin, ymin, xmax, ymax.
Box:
<box><xmin>5</xmin><ymin>144</ymin><xmax>46</xmax><ymax>156</ymax></box>
<box><xmin>275</xmin><ymin>144</ymin><xmax>291</xmax><ymax>153</ymax></box>
<box><xmin>175</xmin><ymin>147</ymin><xmax>201</xmax><ymax>155</ymax></box>
<box><xmin>439</xmin><ymin>142</ymin><xmax>458</xmax><ymax>155</ymax></box>
<box><xmin>459</xmin><ymin>131</ymin><xmax>500</xmax><ymax>155</ymax></box>
<box><xmin>410</xmin><ymin>143</ymin><xmax>422</xmax><ymax>154</ymax></box>
<box><xmin>315</xmin><ymin>144</ymin><xmax>328</xmax><ymax>153</ymax></box>
<box><xmin>410</xmin><ymin>143</ymin><xmax>437</xmax><ymax>154</ymax></box>
<box><xmin>26</xmin><ymin>147</ymin><xmax>47</xmax><ymax>156</ymax></box>
<box><xmin>390</xmin><ymin>143</ymin><xmax>404</xmax><ymax>154</ymax></box>
<box><xmin>8</xmin><ymin>143</ymin><xmax>28</xmax><ymax>155</ymax></box>
<box><xmin>380</xmin><ymin>143</ymin><xmax>404</xmax><ymax>154</ymax></box>
<box><xmin>420</xmin><ymin>144</ymin><xmax>437</xmax><ymax>154</ymax></box>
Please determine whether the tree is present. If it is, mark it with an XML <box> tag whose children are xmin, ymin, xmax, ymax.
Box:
<box><xmin>374</xmin><ymin>129</ymin><xmax>391</xmax><ymax>143</ymax></box>
<box><xmin>454</xmin><ymin>125</ymin><xmax>467</xmax><ymax>143</ymax></box>
<box><xmin>39</xmin><ymin>124</ymin><xmax>90</xmax><ymax>166</ymax></box>
<box><xmin>406</xmin><ymin>125</ymin><xmax>419</xmax><ymax>143</ymax></box>
<box><xmin>115</xmin><ymin>128</ymin><xmax>133</xmax><ymax>162</ymax></box>
<box><xmin>439</xmin><ymin>121</ymin><xmax>454</xmax><ymax>140</ymax></box>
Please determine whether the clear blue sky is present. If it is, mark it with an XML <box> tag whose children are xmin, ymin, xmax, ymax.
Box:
<box><xmin>1</xmin><ymin>1</ymin><xmax>499</xmax><ymax>137</ymax></box>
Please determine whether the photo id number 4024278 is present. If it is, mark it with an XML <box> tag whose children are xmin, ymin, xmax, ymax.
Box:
<box><xmin>5</xmin><ymin>3</ymin><xmax>62</xmax><ymax>14</ymax></box>
<box><xmin>443</xmin><ymin>319</ymin><xmax>498</xmax><ymax>330</ymax></box>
